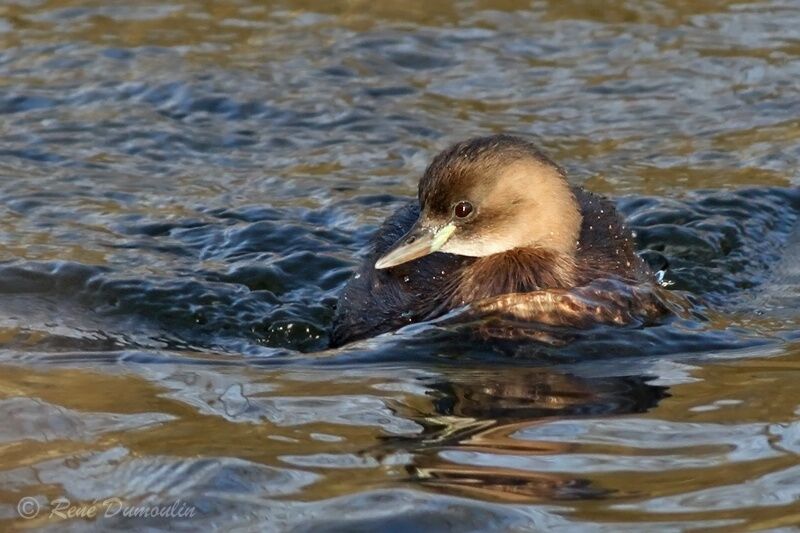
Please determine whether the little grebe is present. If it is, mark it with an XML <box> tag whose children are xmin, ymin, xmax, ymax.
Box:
<box><xmin>331</xmin><ymin>134</ymin><xmax>666</xmax><ymax>347</ymax></box>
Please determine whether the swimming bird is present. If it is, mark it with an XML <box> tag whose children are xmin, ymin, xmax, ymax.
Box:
<box><xmin>330</xmin><ymin>134</ymin><xmax>667</xmax><ymax>347</ymax></box>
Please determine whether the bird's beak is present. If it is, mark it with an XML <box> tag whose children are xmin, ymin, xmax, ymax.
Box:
<box><xmin>375</xmin><ymin>221</ymin><xmax>456</xmax><ymax>270</ymax></box>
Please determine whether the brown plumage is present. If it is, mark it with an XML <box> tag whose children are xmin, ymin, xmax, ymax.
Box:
<box><xmin>449</xmin><ymin>247</ymin><xmax>577</xmax><ymax>305</ymax></box>
<box><xmin>330</xmin><ymin>134</ymin><xmax>666</xmax><ymax>347</ymax></box>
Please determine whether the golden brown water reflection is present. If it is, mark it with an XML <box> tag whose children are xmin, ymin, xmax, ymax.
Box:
<box><xmin>0</xmin><ymin>0</ymin><xmax>799</xmax><ymax>531</ymax></box>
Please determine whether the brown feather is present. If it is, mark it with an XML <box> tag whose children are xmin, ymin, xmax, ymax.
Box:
<box><xmin>450</xmin><ymin>247</ymin><xmax>577</xmax><ymax>305</ymax></box>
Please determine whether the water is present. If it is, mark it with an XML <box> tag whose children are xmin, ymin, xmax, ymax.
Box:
<box><xmin>1</xmin><ymin>0</ymin><xmax>800</xmax><ymax>530</ymax></box>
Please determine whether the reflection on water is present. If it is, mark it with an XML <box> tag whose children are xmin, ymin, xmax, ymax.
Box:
<box><xmin>390</xmin><ymin>370</ymin><xmax>669</xmax><ymax>503</ymax></box>
<box><xmin>1</xmin><ymin>0</ymin><xmax>800</xmax><ymax>530</ymax></box>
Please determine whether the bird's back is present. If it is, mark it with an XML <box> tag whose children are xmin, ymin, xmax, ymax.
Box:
<box><xmin>572</xmin><ymin>187</ymin><xmax>651</xmax><ymax>284</ymax></box>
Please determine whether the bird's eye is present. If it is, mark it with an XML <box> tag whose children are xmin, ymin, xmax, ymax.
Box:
<box><xmin>454</xmin><ymin>201</ymin><xmax>473</xmax><ymax>219</ymax></box>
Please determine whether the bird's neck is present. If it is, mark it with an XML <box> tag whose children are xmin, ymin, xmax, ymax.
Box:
<box><xmin>449</xmin><ymin>247</ymin><xmax>577</xmax><ymax>305</ymax></box>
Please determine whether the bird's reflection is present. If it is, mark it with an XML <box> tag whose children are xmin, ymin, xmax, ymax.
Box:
<box><xmin>384</xmin><ymin>368</ymin><xmax>669</xmax><ymax>502</ymax></box>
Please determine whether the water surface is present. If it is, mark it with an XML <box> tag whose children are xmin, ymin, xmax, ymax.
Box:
<box><xmin>1</xmin><ymin>0</ymin><xmax>800</xmax><ymax>530</ymax></box>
